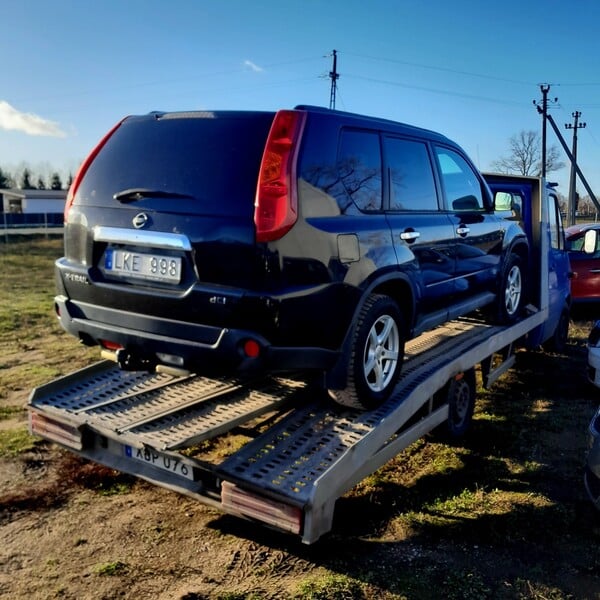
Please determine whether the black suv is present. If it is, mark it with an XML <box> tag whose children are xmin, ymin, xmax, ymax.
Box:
<box><xmin>56</xmin><ymin>106</ymin><xmax>528</xmax><ymax>409</ymax></box>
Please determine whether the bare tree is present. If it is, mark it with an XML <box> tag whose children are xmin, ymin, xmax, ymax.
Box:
<box><xmin>491</xmin><ymin>130</ymin><xmax>564</xmax><ymax>176</ymax></box>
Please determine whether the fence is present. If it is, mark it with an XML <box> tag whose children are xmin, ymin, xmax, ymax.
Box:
<box><xmin>1</xmin><ymin>212</ymin><xmax>64</xmax><ymax>242</ymax></box>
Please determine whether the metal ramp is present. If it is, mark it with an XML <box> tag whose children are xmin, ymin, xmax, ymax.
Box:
<box><xmin>30</xmin><ymin>363</ymin><xmax>311</xmax><ymax>451</ymax></box>
<box><xmin>29</xmin><ymin>311</ymin><xmax>544</xmax><ymax>543</ymax></box>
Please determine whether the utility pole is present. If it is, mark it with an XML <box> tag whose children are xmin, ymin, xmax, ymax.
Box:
<box><xmin>533</xmin><ymin>84</ymin><xmax>557</xmax><ymax>178</ymax></box>
<box><xmin>565</xmin><ymin>111</ymin><xmax>586</xmax><ymax>227</ymax></box>
<box><xmin>329</xmin><ymin>49</ymin><xmax>339</xmax><ymax>110</ymax></box>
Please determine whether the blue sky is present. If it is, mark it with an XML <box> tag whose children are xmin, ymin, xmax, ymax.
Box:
<box><xmin>2</xmin><ymin>0</ymin><xmax>600</xmax><ymax>194</ymax></box>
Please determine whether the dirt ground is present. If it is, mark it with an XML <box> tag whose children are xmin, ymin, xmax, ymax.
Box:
<box><xmin>1</xmin><ymin>342</ymin><xmax>600</xmax><ymax>599</ymax></box>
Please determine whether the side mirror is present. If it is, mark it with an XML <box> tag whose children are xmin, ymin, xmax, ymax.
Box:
<box><xmin>584</xmin><ymin>229</ymin><xmax>598</xmax><ymax>254</ymax></box>
<box><xmin>494</xmin><ymin>191</ymin><xmax>513</xmax><ymax>211</ymax></box>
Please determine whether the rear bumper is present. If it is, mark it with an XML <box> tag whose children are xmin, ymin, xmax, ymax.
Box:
<box><xmin>55</xmin><ymin>295</ymin><xmax>339</xmax><ymax>374</ymax></box>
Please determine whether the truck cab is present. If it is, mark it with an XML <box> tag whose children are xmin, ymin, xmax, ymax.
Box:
<box><xmin>483</xmin><ymin>173</ymin><xmax>571</xmax><ymax>351</ymax></box>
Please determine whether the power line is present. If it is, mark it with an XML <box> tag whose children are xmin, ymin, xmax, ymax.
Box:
<box><xmin>344</xmin><ymin>74</ymin><xmax>529</xmax><ymax>108</ymax></box>
<box><xmin>341</xmin><ymin>50</ymin><xmax>535</xmax><ymax>87</ymax></box>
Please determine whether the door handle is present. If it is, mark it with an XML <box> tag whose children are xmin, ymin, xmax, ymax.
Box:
<box><xmin>400</xmin><ymin>230</ymin><xmax>420</xmax><ymax>242</ymax></box>
<box><xmin>456</xmin><ymin>225</ymin><xmax>470</xmax><ymax>237</ymax></box>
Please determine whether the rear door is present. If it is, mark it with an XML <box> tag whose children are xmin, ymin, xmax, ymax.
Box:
<box><xmin>383</xmin><ymin>136</ymin><xmax>457</xmax><ymax>322</ymax></box>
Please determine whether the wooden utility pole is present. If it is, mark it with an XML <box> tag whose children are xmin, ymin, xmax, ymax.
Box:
<box><xmin>533</xmin><ymin>84</ymin><xmax>557</xmax><ymax>177</ymax></box>
<box><xmin>329</xmin><ymin>50</ymin><xmax>339</xmax><ymax>110</ymax></box>
<box><xmin>565</xmin><ymin>111</ymin><xmax>586</xmax><ymax>226</ymax></box>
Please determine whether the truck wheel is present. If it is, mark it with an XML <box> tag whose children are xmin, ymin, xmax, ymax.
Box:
<box><xmin>543</xmin><ymin>308</ymin><xmax>570</xmax><ymax>354</ymax></box>
<box><xmin>329</xmin><ymin>294</ymin><xmax>405</xmax><ymax>410</ymax></box>
<box><xmin>495</xmin><ymin>252</ymin><xmax>525</xmax><ymax>324</ymax></box>
<box><xmin>445</xmin><ymin>369</ymin><xmax>476</xmax><ymax>438</ymax></box>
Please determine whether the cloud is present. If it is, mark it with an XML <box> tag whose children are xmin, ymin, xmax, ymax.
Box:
<box><xmin>243</xmin><ymin>60</ymin><xmax>264</xmax><ymax>73</ymax></box>
<box><xmin>0</xmin><ymin>100</ymin><xmax>66</xmax><ymax>137</ymax></box>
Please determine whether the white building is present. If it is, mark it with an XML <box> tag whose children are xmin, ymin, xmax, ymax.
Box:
<box><xmin>0</xmin><ymin>189</ymin><xmax>66</xmax><ymax>214</ymax></box>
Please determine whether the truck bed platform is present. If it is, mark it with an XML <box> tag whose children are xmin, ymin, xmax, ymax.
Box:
<box><xmin>29</xmin><ymin>311</ymin><xmax>544</xmax><ymax>543</ymax></box>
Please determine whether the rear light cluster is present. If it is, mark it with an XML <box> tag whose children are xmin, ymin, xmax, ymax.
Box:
<box><xmin>254</xmin><ymin>110</ymin><xmax>306</xmax><ymax>243</ymax></box>
<box><xmin>63</xmin><ymin>118</ymin><xmax>126</xmax><ymax>222</ymax></box>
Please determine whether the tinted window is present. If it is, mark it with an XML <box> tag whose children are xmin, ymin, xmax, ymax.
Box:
<box><xmin>75</xmin><ymin>112</ymin><xmax>274</xmax><ymax>216</ymax></box>
<box><xmin>385</xmin><ymin>137</ymin><xmax>438</xmax><ymax>211</ymax></box>
<box><xmin>337</xmin><ymin>130</ymin><xmax>382</xmax><ymax>212</ymax></box>
<box><xmin>435</xmin><ymin>146</ymin><xmax>484</xmax><ymax>211</ymax></box>
<box><xmin>548</xmin><ymin>193</ymin><xmax>564</xmax><ymax>250</ymax></box>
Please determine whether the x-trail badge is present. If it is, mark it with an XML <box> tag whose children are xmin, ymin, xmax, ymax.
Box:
<box><xmin>132</xmin><ymin>212</ymin><xmax>149</xmax><ymax>229</ymax></box>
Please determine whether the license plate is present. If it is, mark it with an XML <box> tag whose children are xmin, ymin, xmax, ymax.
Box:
<box><xmin>105</xmin><ymin>248</ymin><xmax>182</xmax><ymax>283</ymax></box>
<box><xmin>124</xmin><ymin>445</ymin><xmax>195</xmax><ymax>480</ymax></box>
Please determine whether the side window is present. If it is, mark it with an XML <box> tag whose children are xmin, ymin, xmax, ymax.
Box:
<box><xmin>567</xmin><ymin>233</ymin><xmax>585</xmax><ymax>252</ymax></box>
<box><xmin>435</xmin><ymin>146</ymin><xmax>485</xmax><ymax>211</ymax></box>
<box><xmin>548</xmin><ymin>193</ymin><xmax>564</xmax><ymax>250</ymax></box>
<box><xmin>337</xmin><ymin>130</ymin><xmax>382</xmax><ymax>212</ymax></box>
<box><xmin>384</xmin><ymin>137</ymin><xmax>438</xmax><ymax>211</ymax></box>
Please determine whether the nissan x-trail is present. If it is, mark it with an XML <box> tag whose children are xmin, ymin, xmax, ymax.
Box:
<box><xmin>56</xmin><ymin>105</ymin><xmax>529</xmax><ymax>409</ymax></box>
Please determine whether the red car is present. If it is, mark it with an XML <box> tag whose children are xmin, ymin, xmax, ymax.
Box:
<box><xmin>566</xmin><ymin>223</ymin><xmax>600</xmax><ymax>301</ymax></box>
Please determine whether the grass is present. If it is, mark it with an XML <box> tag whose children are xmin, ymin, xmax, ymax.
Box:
<box><xmin>0</xmin><ymin>427</ymin><xmax>37</xmax><ymax>457</ymax></box>
<box><xmin>1</xmin><ymin>237</ymin><xmax>599</xmax><ymax>599</ymax></box>
<box><xmin>93</xmin><ymin>560</ymin><xmax>128</xmax><ymax>576</ymax></box>
<box><xmin>0</xmin><ymin>405</ymin><xmax>24</xmax><ymax>421</ymax></box>
<box><xmin>293</xmin><ymin>573</ymin><xmax>366</xmax><ymax>599</ymax></box>
<box><xmin>0</xmin><ymin>237</ymin><xmax>97</xmax><ymax>402</ymax></box>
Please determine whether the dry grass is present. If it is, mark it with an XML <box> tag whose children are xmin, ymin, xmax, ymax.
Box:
<box><xmin>1</xmin><ymin>237</ymin><xmax>599</xmax><ymax>599</ymax></box>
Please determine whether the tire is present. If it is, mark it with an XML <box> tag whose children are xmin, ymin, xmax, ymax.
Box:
<box><xmin>329</xmin><ymin>294</ymin><xmax>405</xmax><ymax>410</ymax></box>
<box><xmin>543</xmin><ymin>308</ymin><xmax>570</xmax><ymax>354</ymax></box>
<box><xmin>495</xmin><ymin>252</ymin><xmax>525</xmax><ymax>324</ymax></box>
<box><xmin>444</xmin><ymin>369</ymin><xmax>476</xmax><ymax>438</ymax></box>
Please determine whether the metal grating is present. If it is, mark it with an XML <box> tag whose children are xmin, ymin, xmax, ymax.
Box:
<box><xmin>32</xmin><ymin>319</ymin><xmax>506</xmax><ymax>505</ymax></box>
<box><xmin>218</xmin><ymin>403</ymin><xmax>385</xmax><ymax>502</ymax></box>
<box><xmin>30</xmin><ymin>363</ymin><xmax>178</xmax><ymax>413</ymax></box>
<box><xmin>124</xmin><ymin>377</ymin><xmax>309</xmax><ymax>450</ymax></box>
<box><xmin>218</xmin><ymin>320</ymin><xmax>498</xmax><ymax>502</ymax></box>
<box><xmin>30</xmin><ymin>361</ymin><xmax>311</xmax><ymax>451</ymax></box>
<box><xmin>84</xmin><ymin>376</ymin><xmax>248</xmax><ymax>430</ymax></box>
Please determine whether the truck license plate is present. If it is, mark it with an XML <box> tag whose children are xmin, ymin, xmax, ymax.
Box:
<box><xmin>105</xmin><ymin>248</ymin><xmax>182</xmax><ymax>283</ymax></box>
<box><xmin>124</xmin><ymin>445</ymin><xmax>195</xmax><ymax>480</ymax></box>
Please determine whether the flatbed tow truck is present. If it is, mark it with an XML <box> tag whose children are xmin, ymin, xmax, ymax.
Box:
<box><xmin>28</xmin><ymin>174</ymin><xmax>571</xmax><ymax>544</ymax></box>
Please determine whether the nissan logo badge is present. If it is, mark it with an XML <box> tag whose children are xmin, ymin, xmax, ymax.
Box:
<box><xmin>132</xmin><ymin>212</ymin><xmax>149</xmax><ymax>229</ymax></box>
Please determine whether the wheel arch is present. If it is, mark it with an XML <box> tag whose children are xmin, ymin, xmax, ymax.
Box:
<box><xmin>326</xmin><ymin>272</ymin><xmax>414</xmax><ymax>390</ymax></box>
<box><xmin>509</xmin><ymin>237</ymin><xmax>529</xmax><ymax>266</ymax></box>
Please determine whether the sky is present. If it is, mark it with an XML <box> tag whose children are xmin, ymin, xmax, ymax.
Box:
<box><xmin>2</xmin><ymin>0</ymin><xmax>600</xmax><ymax>195</ymax></box>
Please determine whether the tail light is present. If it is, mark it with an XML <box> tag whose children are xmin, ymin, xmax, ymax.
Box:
<box><xmin>63</xmin><ymin>118</ymin><xmax>126</xmax><ymax>222</ymax></box>
<box><xmin>254</xmin><ymin>110</ymin><xmax>306</xmax><ymax>242</ymax></box>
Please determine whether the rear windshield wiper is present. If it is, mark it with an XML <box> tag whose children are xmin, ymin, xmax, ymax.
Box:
<box><xmin>113</xmin><ymin>188</ymin><xmax>194</xmax><ymax>203</ymax></box>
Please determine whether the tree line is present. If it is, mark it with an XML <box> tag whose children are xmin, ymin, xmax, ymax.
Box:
<box><xmin>0</xmin><ymin>165</ymin><xmax>73</xmax><ymax>191</ymax></box>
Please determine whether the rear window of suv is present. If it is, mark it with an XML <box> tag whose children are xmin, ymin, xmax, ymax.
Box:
<box><xmin>74</xmin><ymin>111</ymin><xmax>274</xmax><ymax>216</ymax></box>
